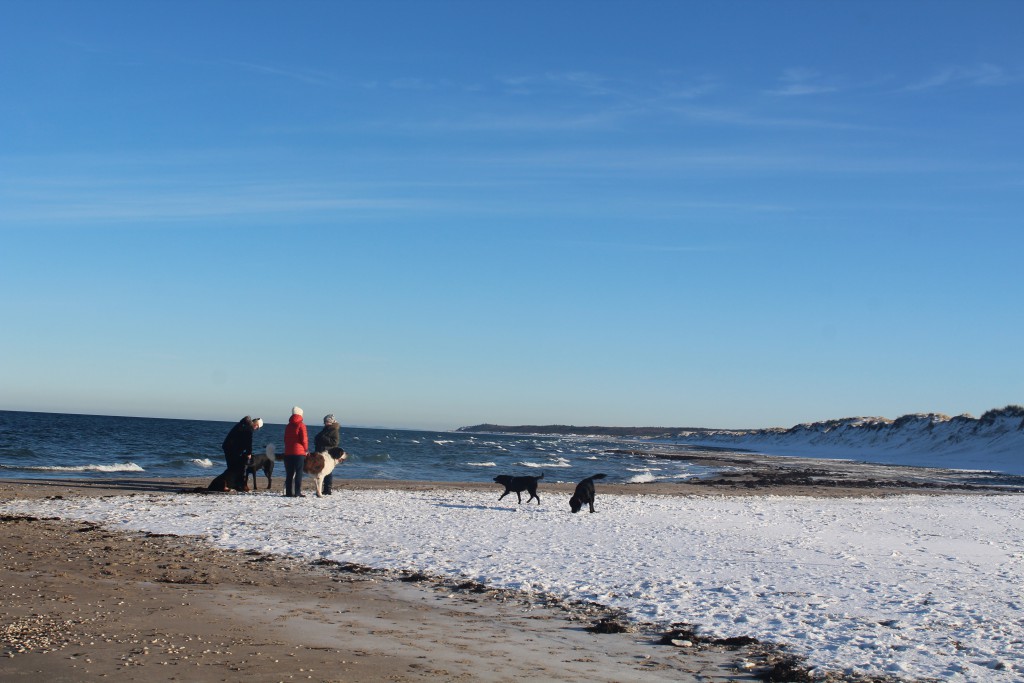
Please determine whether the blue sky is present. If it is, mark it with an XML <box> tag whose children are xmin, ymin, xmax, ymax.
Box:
<box><xmin>2</xmin><ymin>1</ymin><xmax>1022</xmax><ymax>430</ymax></box>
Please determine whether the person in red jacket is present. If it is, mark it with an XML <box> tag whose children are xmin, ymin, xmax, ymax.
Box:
<box><xmin>283</xmin><ymin>406</ymin><xmax>308</xmax><ymax>497</ymax></box>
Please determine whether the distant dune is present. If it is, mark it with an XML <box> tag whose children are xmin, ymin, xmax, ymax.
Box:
<box><xmin>459</xmin><ymin>405</ymin><xmax>1024</xmax><ymax>475</ymax></box>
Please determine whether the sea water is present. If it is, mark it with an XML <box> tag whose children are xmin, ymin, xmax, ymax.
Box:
<box><xmin>0</xmin><ymin>410</ymin><xmax>718</xmax><ymax>484</ymax></box>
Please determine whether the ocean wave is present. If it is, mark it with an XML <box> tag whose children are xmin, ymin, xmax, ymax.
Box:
<box><xmin>517</xmin><ymin>458</ymin><xmax>572</xmax><ymax>469</ymax></box>
<box><xmin>1</xmin><ymin>462</ymin><xmax>146</xmax><ymax>473</ymax></box>
<box><xmin>467</xmin><ymin>461</ymin><xmax>497</xmax><ymax>467</ymax></box>
<box><xmin>626</xmin><ymin>472</ymin><xmax>658</xmax><ymax>483</ymax></box>
<box><xmin>433</xmin><ymin>440</ymin><xmax>454</xmax><ymax>445</ymax></box>
<box><xmin>145</xmin><ymin>457</ymin><xmax>216</xmax><ymax>470</ymax></box>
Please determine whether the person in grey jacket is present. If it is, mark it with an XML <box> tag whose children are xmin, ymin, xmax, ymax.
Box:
<box><xmin>314</xmin><ymin>414</ymin><xmax>343</xmax><ymax>495</ymax></box>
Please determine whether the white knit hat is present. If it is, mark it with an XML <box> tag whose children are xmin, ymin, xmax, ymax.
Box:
<box><xmin>292</xmin><ymin>406</ymin><xmax>303</xmax><ymax>416</ymax></box>
<box><xmin>253</xmin><ymin>417</ymin><xmax>264</xmax><ymax>429</ymax></box>
<box><xmin>323</xmin><ymin>413</ymin><xmax>336</xmax><ymax>425</ymax></box>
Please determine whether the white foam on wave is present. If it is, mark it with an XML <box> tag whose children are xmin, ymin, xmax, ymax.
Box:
<box><xmin>190</xmin><ymin>458</ymin><xmax>215</xmax><ymax>468</ymax></box>
<box><xmin>20</xmin><ymin>462</ymin><xmax>145</xmax><ymax>473</ymax></box>
<box><xmin>626</xmin><ymin>472</ymin><xmax>658</xmax><ymax>483</ymax></box>
<box><xmin>627</xmin><ymin>465</ymin><xmax>661</xmax><ymax>473</ymax></box>
<box><xmin>467</xmin><ymin>461</ymin><xmax>496</xmax><ymax>468</ymax></box>
<box><xmin>433</xmin><ymin>440</ymin><xmax>454</xmax><ymax>445</ymax></box>
<box><xmin>517</xmin><ymin>457</ymin><xmax>572</xmax><ymax>469</ymax></box>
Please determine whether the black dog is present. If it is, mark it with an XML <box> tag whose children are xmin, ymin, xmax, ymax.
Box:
<box><xmin>569</xmin><ymin>473</ymin><xmax>607</xmax><ymax>513</ymax></box>
<box><xmin>494</xmin><ymin>473</ymin><xmax>544</xmax><ymax>505</ymax></box>
<box><xmin>246</xmin><ymin>445</ymin><xmax>276</xmax><ymax>490</ymax></box>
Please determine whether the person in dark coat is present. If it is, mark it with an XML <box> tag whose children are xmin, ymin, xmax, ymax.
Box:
<box><xmin>314</xmin><ymin>414</ymin><xmax>343</xmax><ymax>495</ymax></box>
<box><xmin>210</xmin><ymin>416</ymin><xmax>263</xmax><ymax>491</ymax></box>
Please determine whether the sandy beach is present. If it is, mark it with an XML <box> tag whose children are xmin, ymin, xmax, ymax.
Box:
<box><xmin>2</xmin><ymin>456</ymin><xmax>1019</xmax><ymax>683</ymax></box>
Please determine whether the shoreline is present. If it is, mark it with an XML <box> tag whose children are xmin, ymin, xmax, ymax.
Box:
<box><xmin>3</xmin><ymin>441</ymin><xmax>1021</xmax><ymax>503</ymax></box>
<box><xmin>3</xmin><ymin>462</ymin><xmax>1020</xmax><ymax>682</ymax></box>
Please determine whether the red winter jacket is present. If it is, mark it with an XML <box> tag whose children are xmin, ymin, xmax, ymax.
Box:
<box><xmin>283</xmin><ymin>414</ymin><xmax>308</xmax><ymax>456</ymax></box>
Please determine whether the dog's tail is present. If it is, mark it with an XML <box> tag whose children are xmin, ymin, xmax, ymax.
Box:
<box><xmin>591</xmin><ymin>473</ymin><xmax>607</xmax><ymax>480</ymax></box>
<box><xmin>538</xmin><ymin>472</ymin><xmax>544</xmax><ymax>480</ymax></box>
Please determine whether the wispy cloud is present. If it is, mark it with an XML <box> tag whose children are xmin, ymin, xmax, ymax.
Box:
<box><xmin>400</xmin><ymin>109</ymin><xmax>630</xmax><ymax>133</ymax></box>
<box><xmin>668</xmin><ymin>104</ymin><xmax>870</xmax><ymax>131</ymax></box>
<box><xmin>500</xmin><ymin>71</ymin><xmax>719</xmax><ymax>105</ymax></box>
<box><xmin>0</xmin><ymin>178</ymin><xmax>442</xmax><ymax>224</ymax></box>
<box><xmin>657</xmin><ymin>82</ymin><xmax>718</xmax><ymax>100</ymax></box>
<box><xmin>905</xmin><ymin>63</ymin><xmax>1020</xmax><ymax>91</ymax></box>
<box><xmin>502</xmin><ymin>71</ymin><xmax>617</xmax><ymax>97</ymax></box>
<box><xmin>569</xmin><ymin>239</ymin><xmax>737</xmax><ymax>253</ymax></box>
<box><xmin>471</xmin><ymin>145</ymin><xmax>1019</xmax><ymax>179</ymax></box>
<box><xmin>220</xmin><ymin>60</ymin><xmax>337</xmax><ymax>86</ymax></box>
<box><xmin>765</xmin><ymin>68</ymin><xmax>840</xmax><ymax>97</ymax></box>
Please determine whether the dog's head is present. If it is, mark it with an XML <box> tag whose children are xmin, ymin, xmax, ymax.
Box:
<box><xmin>493</xmin><ymin>475</ymin><xmax>513</xmax><ymax>486</ymax></box>
<box><xmin>569</xmin><ymin>495</ymin><xmax>583</xmax><ymax>513</ymax></box>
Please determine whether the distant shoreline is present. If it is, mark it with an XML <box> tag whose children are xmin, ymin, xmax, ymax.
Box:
<box><xmin>458</xmin><ymin>405</ymin><xmax>1024</xmax><ymax>438</ymax></box>
<box><xmin>456</xmin><ymin>423</ymin><xmax>718</xmax><ymax>437</ymax></box>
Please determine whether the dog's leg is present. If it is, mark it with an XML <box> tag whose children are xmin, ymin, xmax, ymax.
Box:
<box><xmin>515</xmin><ymin>491</ymin><xmax>522</xmax><ymax>504</ymax></box>
<box><xmin>498</xmin><ymin>490</ymin><xmax>510</xmax><ymax>501</ymax></box>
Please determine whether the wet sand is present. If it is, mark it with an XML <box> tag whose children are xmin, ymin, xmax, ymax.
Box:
<box><xmin>2</xmin><ymin>455</ymin><xmax>1017</xmax><ymax>682</ymax></box>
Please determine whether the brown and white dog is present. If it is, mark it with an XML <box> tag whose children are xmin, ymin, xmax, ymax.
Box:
<box><xmin>303</xmin><ymin>447</ymin><xmax>348</xmax><ymax>498</ymax></box>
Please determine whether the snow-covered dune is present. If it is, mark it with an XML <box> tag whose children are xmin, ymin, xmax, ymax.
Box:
<box><xmin>683</xmin><ymin>406</ymin><xmax>1024</xmax><ymax>475</ymax></box>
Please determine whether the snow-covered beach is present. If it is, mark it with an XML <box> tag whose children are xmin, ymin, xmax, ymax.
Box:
<box><xmin>3</xmin><ymin>482</ymin><xmax>1022</xmax><ymax>681</ymax></box>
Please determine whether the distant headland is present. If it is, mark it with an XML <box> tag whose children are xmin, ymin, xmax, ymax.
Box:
<box><xmin>457</xmin><ymin>406</ymin><xmax>1024</xmax><ymax>439</ymax></box>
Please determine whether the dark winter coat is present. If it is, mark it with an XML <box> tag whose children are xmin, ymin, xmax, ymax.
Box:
<box><xmin>284</xmin><ymin>414</ymin><xmax>308</xmax><ymax>456</ymax></box>
<box><xmin>222</xmin><ymin>416</ymin><xmax>255</xmax><ymax>458</ymax></box>
<box><xmin>314</xmin><ymin>422</ymin><xmax>341</xmax><ymax>453</ymax></box>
